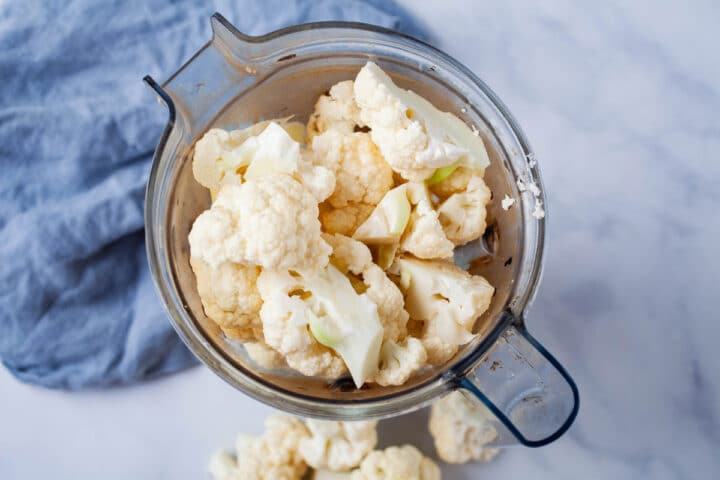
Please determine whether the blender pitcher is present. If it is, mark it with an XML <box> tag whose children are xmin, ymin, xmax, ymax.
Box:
<box><xmin>144</xmin><ymin>14</ymin><xmax>579</xmax><ymax>447</ymax></box>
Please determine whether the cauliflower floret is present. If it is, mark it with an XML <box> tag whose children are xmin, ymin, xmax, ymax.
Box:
<box><xmin>372</xmin><ymin>337</ymin><xmax>427</xmax><ymax>387</ymax></box>
<box><xmin>299</xmin><ymin>420</ymin><xmax>378</xmax><ymax>472</ymax></box>
<box><xmin>311</xmin><ymin>130</ymin><xmax>393</xmax><ymax>209</ymax></box>
<box><xmin>397</xmin><ymin>258</ymin><xmax>494</xmax><ymax>365</ymax></box>
<box><xmin>354</xmin><ymin>61</ymin><xmax>489</xmax><ymax>182</ymax></box>
<box><xmin>299</xmin><ymin>151</ymin><xmax>337</xmax><ymax>202</ymax></box>
<box><xmin>307</xmin><ymin>80</ymin><xmax>364</xmax><ymax>139</ymax></box>
<box><xmin>208</xmin><ymin>451</ymin><xmax>241</xmax><ymax>480</ymax></box>
<box><xmin>323</xmin><ymin>233</ymin><xmax>409</xmax><ymax>343</ymax></box>
<box><xmin>428</xmin><ymin>166</ymin><xmax>473</xmax><ymax>198</ymax></box>
<box><xmin>320</xmin><ymin>202</ymin><xmax>375</xmax><ymax>236</ymax></box>
<box><xmin>244</xmin><ymin>341</ymin><xmax>286</xmax><ymax>369</ymax></box>
<box><xmin>351</xmin><ymin>445</ymin><xmax>441</xmax><ymax>480</ymax></box>
<box><xmin>429</xmin><ymin>391</ymin><xmax>499</xmax><ymax>464</ymax></box>
<box><xmin>400</xmin><ymin>183</ymin><xmax>454</xmax><ymax>260</ymax></box>
<box><xmin>258</xmin><ymin>265</ymin><xmax>384</xmax><ymax>387</ymax></box>
<box><xmin>437</xmin><ymin>174</ymin><xmax>491</xmax><ymax>245</ymax></box>
<box><xmin>189</xmin><ymin>175</ymin><xmax>331</xmax><ymax>273</ymax></box>
<box><xmin>227</xmin><ymin>415</ymin><xmax>310</xmax><ymax>480</ymax></box>
<box><xmin>190</xmin><ymin>258</ymin><xmax>262</xmax><ymax>333</ymax></box>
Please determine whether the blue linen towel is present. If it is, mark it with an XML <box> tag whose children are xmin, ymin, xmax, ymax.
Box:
<box><xmin>0</xmin><ymin>0</ymin><xmax>429</xmax><ymax>389</ymax></box>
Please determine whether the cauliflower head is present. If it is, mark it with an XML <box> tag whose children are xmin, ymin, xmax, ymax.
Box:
<box><xmin>437</xmin><ymin>174</ymin><xmax>491</xmax><ymax>246</ymax></box>
<box><xmin>311</xmin><ymin>130</ymin><xmax>393</xmax><ymax>209</ymax></box>
<box><xmin>230</xmin><ymin>415</ymin><xmax>311</xmax><ymax>480</ymax></box>
<box><xmin>397</xmin><ymin>258</ymin><xmax>494</xmax><ymax>365</ymax></box>
<box><xmin>400</xmin><ymin>183</ymin><xmax>454</xmax><ymax>260</ymax></box>
<box><xmin>429</xmin><ymin>391</ymin><xmax>499</xmax><ymax>464</ymax></box>
<box><xmin>190</xmin><ymin>258</ymin><xmax>262</xmax><ymax>333</ymax></box>
<box><xmin>351</xmin><ymin>445</ymin><xmax>441</xmax><ymax>480</ymax></box>
<box><xmin>354</xmin><ymin>61</ymin><xmax>489</xmax><ymax>182</ymax></box>
<box><xmin>308</xmin><ymin>80</ymin><xmax>364</xmax><ymax>139</ymax></box>
<box><xmin>189</xmin><ymin>175</ymin><xmax>331</xmax><ymax>273</ymax></box>
<box><xmin>320</xmin><ymin>202</ymin><xmax>374</xmax><ymax>237</ymax></box>
<box><xmin>372</xmin><ymin>337</ymin><xmax>427</xmax><ymax>387</ymax></box>
<box><xmin>299</xmin><ymin>420</ymin><xmax>378</xmax><ymax>472</ymax></box>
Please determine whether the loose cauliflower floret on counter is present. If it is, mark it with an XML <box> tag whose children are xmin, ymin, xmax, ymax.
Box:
<box><xmin>244</xmin><ymin>341</ymin><xmax>286</xmax><ymax>369</ymax></box>
<box><xmin>372</xmin><ymin>337</ymin><xmax>427</xmax><ymax>387</ymax></box>
<box><xmin>428</xmin><ymin>166</ymin><xmax>474</xmax><ymax>198</ymax></box>
<box><xmin>188</xmin><ymin>174</ymin><xmax>331</xmax><ymax>273</ymax></box>
<box><xmin>190</xmin><ymin>258</ymin><xmax>262</xmax><ymax>331</ymax></box>
<box><xmin>437</xmin><ymin>174</ymin><xmax>491</xmax><ymax>246</ymax></box>
<box><xmin>351</xmin><ymin>445</ymin><xmax>441</xmax><ymax>480</ymax></box>
<box><xmin>320</xmin><ymin>202</ymin><xmax>375</xmax><ymax>238</ymax></box>
<box><xmin>429</xmin><ymin>391</ymin><xmax>500</xmax><ymax>464</ymax></box>
<box><xmin>209</xmin><ymin>415</ymin><xmax>310</xmax><ymax>480</ymax></box>
<box><xmin>323</xmin><ymin>233</ymin><xmax>409</xmax><ymax>343</ymax></box>
<box><xmin>299</xmin><ymin>420</ymin><xmax>378</xmax><ymax>472</ymax></box>
<box><xmin>308</xmin><ymin>80</ymin><xmax>365</xmax><ymax>139</ymax></box>
<box><xmin>354</xmin><ymin>62</ymin><xmax>489</xmax><ymax>182</ymax></box>
<box><xmin>311</xmin><ymin>130</ymin><xmax>393</xmax><ymax>209</ymax></box>
<box><xmin>397</xmin><ymin>258</ymin><xmax>494</xmax><ymax>365</ymax></box>
<box><xmin>400</xmin><ymin>183</ymin><xmax>454</xmax><ymax>260</ymax></box>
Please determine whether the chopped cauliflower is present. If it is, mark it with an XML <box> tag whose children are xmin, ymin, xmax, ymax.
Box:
<box><xmin>501</xmin><ymin>194</ymin><xmax>515</xmax><ymax>210</ymax></box>
<box><xmin>372</xmin><ymin>337</ymin><xmax>427</xmax><ymax>387</ymax></box>
<box><xmin>311</xmin><ymin>130</ymin><xmax>393</xmax><ymax>209</ymax></box>
<box><xmin>437</xmin><ymin>174</ymin><xmax>491</xmax><ymax>245</ymax></box>
<box><xmin>397</xmin><ymin>258</ymin><xmax>494</xmax><ymax>365</ymax></box>
<box><xmin>429</xmin><ymin>391</ymin><xmax>499</xmax><ymax>464</ymax></box>
<box><xmin>244</xmin><ymin>341</ymin><xmax>286</xmax><ymax>369</ymax></box>
<box><xmin>320</xmin><ymin>202</ymin><xmax>374</xmax><ymax>236</ymax></box>
<box><xmin>354</xmin><ymin>62</ymin><xmax>489</xmax><ymax>181</ymax></box>
<box><xmin>323</xmin><ymin>233</ymin><xmax>409</xmax><ymax>343</ymax></box>
<box><xmin>189</xmin><ymin>175</ymin><xmax>331</xmax><ymax>273</ymax></box>
<box><xmin>428</xmin><ymin>166</ymin><xmax>473</xmax><ymax>198</ymax></box>
<box><xmin>307</xmin><ymin>80</ymin><xmax>364</xmax><ymax>139</ymax></box>
<box><xmin>189</xmin><ymin>257</ymin><xmax>262</xmax><ymax>330</ymax></box>
<box><xmin>351</xmin><ymin>445</ymin><xmax>441</xmax><ymax>480</ymax></box>
<box><xmin>299</xmin><ymin>420</ymin><xmax>378</xmax><ymax>472</ymax></box>
<box><xmin>400</xmin><ymin>183</ymin><xmax>454</xmax><ymax>260</ymax></box>
<box><xmin>209</xmin><ymin>415</ymin><xmax>310</xmax><ymax>480</ymax></box>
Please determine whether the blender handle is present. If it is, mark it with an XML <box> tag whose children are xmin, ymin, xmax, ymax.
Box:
<box><xmin>457</xmin><ymin>323</ymin><xmax>579</xmax><ymax>447</ymax></box>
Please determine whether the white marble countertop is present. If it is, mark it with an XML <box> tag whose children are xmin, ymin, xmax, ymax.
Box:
<box><xmin>2</xmin><ymin>0</ymin><xmax>719</xmax><ymax>478</ymax></box>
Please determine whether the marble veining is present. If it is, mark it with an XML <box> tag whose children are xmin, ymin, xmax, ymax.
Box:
<box><xmin>1</xmin><ymin>1</ymin><xmax>718</xmax><ymax>478</ymax></box>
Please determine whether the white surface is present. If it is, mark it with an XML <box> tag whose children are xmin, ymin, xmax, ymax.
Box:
<box><xmin>3</xmin><ymin>0</ymin><xmax>720</xmax><ymax>478</ymax></box>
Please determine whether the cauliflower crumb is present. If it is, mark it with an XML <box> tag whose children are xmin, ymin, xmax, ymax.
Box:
<box><xmin>351</xmin><ymin>445</ymin><xmax>440</xmax><ymax>480</ymax></box>
<box><xmin>299</xmin><ymin>420</ymin><xmax>378</xmax><ymax>472</ymax></box>
<box><xmin>189</xmin><ymin>175</ymin><xmax>331</xmax><ymax>273</ymax></box>
<box><xmin>311</xmin><ymin>130</ymin><xmax>394</xmax><ymax>209</ymax></box>
<box><xmin>190</xmin><ymin>257</ymin><xmax>262</xmax><ymax>334</ymax></box>
<box><xmin>437</xmin><ymin>174</ymin><xmax>491</xmax><ymax>246</ymax></box>
<box><xmin>429</xmin><ymin>391</ymin><xmax>499</xmax><ymax>464</ymax></box>
<box><xmin>320</xmin><ymin>202</ymin><xmax>375</xmax><ymax>237</ymax></box>
<box><xmin>372</xmin><ymin>337</ymin><xmax>427</xmax><ymax>387</ymax></box>
<box><xmin>532</xmin><ymin>199</ymin><xmax>545</xmax><ymax>219</ymax></box>
<box><xmin>501</xmin><ymin>194</ymin><xmax>515</xmax><ymax>210</ymax></box>
<box><xmin>400</xmin><ymin>183</ymin><xmax>454</xmax><ymax>260</ymax></box>
<box><xmin>307</xmin><ymin>80</ymin><xmax>364</xmax><ymax>139</ymax></box>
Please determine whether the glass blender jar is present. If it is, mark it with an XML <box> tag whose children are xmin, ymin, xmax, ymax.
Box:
<box><xmin>144</xmin><ymin>14</ymin><xmax>579</xmax><ymax>447</ymax></box>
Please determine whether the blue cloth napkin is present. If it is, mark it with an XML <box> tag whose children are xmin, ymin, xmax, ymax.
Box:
<box><xmin>0</xmin><ymin>0</ymin><xmax>428</xmax><ymax>389</ymax></box>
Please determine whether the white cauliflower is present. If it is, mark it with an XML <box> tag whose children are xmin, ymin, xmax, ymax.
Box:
<box><xmin>437</xmin><ymin>174</ymin><xmax>491</xmax><ymax>245</ymax></box>
<box><xmin>244</xmin><ymin>341</ymin><xmax>286</xmax><ymax>369</ymax></box>
<box><xmin>311</xmin><ymin>130</ymin><xmax>393</xmax><ymax>209</ymax></box>
<box><xmin>323</xmin><ymin>233</ymin><xmax>408</xmax><ymax>343</ymax></box>
<box><xmin>428</xmin><ymin>166</ymin><xmax>473</xmax><ymax>198</ymax></box>
<box><xmin>189</xmin><ymin>258</ymin><xmax>262</xmax><ymax>334</ymax></box>
<box><xmin>188</xmin><ymin>174</ymin><xmax>331</xmax><ymax>273</ymax></box>
<box><xmin>209</xmin><ymin>415</ymin><xmax>310</xmax><ymax>480</ymax></box>
<box><xmin>257</xmin><ymin>264</ymin><xmax>384</xmax><ymax>387</ymax></box>
<box><xmin>372</xmin><ymin>337</ymin><xmax>427</xmax><ymax>387</ymax></box>
<box><xmin>397</xmin><ymin>258</ymin><xmax>494</xmax><ymax>365</ymax></box>
<box><xmin>320</xmin><ymin>202</ymin><xmax>374</xmax><ymax>236</ymax></box>
<box><xmin>400</xmin><ymin>183</ymin><xmax>454</xmax><ymax>260</ymax></box>
<box><xmin>299</xmin><ymin>420</ymin><xmax>378</xmax><ymax>471</ymax></box>
<box><xmin>429</xmin><ymin>391</ymin><xmax>500</xmax><ymax>464</ymax></box>
<box><xmin>351</xmin><ymin>445</ymin><xmax>441</xmax><ymax>480</ymax></box>
<box><xmin>307</xmin><ymin>80</ymin><xmax>364</xmax><ymax>139</ymax></box>
<box><xmin>354</xmin><ymin>61</ymin><xmax>489</xmax><ymax>181</ymax></box>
